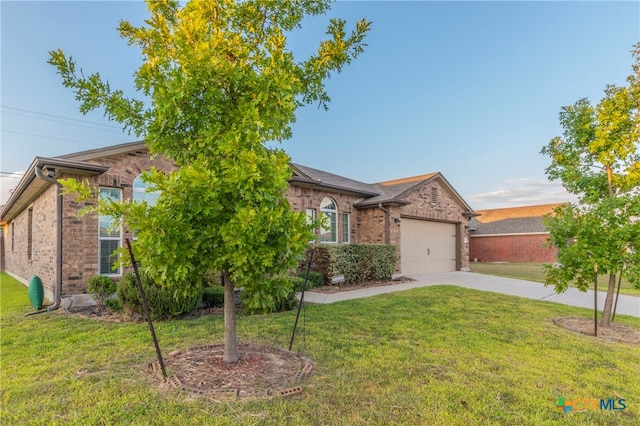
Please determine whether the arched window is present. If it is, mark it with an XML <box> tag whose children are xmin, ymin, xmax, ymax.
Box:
<box><xmin>320</xmin><ymin>197</ymin><xmax>337</xmax><ymax>243</ymax></box>
<box><xmin>133</xmin><ymin>174</ymin><xmax>160</xmax><ymax>206</ymax></box>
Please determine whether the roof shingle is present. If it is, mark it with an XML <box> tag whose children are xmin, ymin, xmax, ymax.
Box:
<box><xmin>469</xmin><ymin>203</ymin><xmax>565</xmax><ymax>235</ymax></box>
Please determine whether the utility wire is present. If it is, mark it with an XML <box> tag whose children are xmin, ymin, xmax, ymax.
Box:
<box><xmin>1</xmin><ymin>106</ymin><xmax>122</xmax><ymax>129</ymax></box>
<box><xmin>3</xmin><ymin>110</ymin><xmax>123</xmax><ymax>134</ymax></box>
<box><xmin>1</xmin><ymin>129</ymin><xmax>113</xmax><ymax>148</ymax></box>
<box><xmin>0</xmin><ymin>171</ymin><xmax>25</xmax><ymax>178</ymax></box>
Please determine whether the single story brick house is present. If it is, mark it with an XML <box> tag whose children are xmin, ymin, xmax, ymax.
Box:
<box><xmin>1</xmin><ymin>141</ymin><xmax>477</xmax><ymax>305</ymax></box>
<box><xmin>468</xmin><ymin>203</ymin><xmax>562</xmax><ymax>263</ymax></box>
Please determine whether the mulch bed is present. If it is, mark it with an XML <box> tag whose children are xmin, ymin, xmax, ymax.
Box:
<box><xmin>152</xmin><ymin>342</ymin><xmax>312</xmax><ymax>401</ymax></box>
<box><xmin>552</xmin><ymin>317</ymin><xmax>640</xmax><ymax>345</ymax></box>
<box><xmin>63</xmin><ymin>306</ymin><xmax>313</xmax><ymax>401</ymax></box>
<box><xmin>310</xmin><ymin>276</ymin><xmax>415</xmax><ymax>294</ymax></box>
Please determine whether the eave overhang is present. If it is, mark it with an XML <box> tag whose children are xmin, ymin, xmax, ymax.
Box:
<box><xmin>0</xmin><ymin>157</ymin><xmax>108</xmax><ymax>225</ymax></box>
<box><xmin>288</xmin><ymin>175</ymin><xmax>380</xmax><ymax>198</ymax></box>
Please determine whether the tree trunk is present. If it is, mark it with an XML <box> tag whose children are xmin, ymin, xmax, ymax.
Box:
<box><xmin>222</xmin><ymin>270</ymin><xmax>239</xmax><ymax>363</ymax></box>
<box><xmin>599</xmin><ymin>166</ymin><xmax>616</xmax><ymax>328</ymax></box>
<box><xmin>600</xmin><ymin>273</ymin><xmax>617</xmax><ymax>327</ymax></box>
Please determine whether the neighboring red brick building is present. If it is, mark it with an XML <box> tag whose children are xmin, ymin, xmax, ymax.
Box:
<box><xmin>468</xmin><ymin>204</ymin><xmax>562</xmax><ymax>263</ymax></box>
<box><xmin>1</xmin><ymin>141</ymin><xmax>477</xmax><ymax>303</ymax></box>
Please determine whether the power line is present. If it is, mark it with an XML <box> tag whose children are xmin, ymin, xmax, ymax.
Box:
<box><xmin>1</xmin><ymin>129</ymin><xmax>112</xmax><ymax>148</ymax></box>
<box><xmin>3</xmin><ymin>110</ymin><xmax>124</xmax><ymax>134</ymax></box>
<box><xmin>1</xmin><ymin>106</ymin><xmax>122</xmax><ymax>129</ymax></box>
<box><xmin>0</xmin><ymin>171</ymin><xmax>25</xmax><ymax>177</ymax></box>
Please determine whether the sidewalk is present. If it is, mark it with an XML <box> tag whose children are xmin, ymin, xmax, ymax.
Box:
<box><xmin>301</xmin><ymin>271</ymin><xmax>640</xmax><ymax>318</ymax></box>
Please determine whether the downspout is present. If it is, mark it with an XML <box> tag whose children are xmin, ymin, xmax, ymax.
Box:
<box><xmin>378</xmin><ymin>203</ymin><xmax>390</xmax><ymax>244</ymax></box>
<box><xmin>35</xmin><ymin>165</ymin><xmax>63</xmax><ymax>311</ymax></box>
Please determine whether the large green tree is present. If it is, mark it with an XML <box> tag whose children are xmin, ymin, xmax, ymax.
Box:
<box><xmin>541</xmin><ymin>44</ymin><xmax>640</xmax><ymax>327</ymax></box>
<box><xmin>50</xmin><ymin>0</ymin><xmax>370</xmax><ymax>361</ymax></box>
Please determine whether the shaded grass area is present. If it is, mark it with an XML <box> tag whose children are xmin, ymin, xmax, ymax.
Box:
<box><xmin>2</xmin><ymin>272</ymin><xmax>639</xmax><ymax>425</ymax></box>
<box><xmin>470</xmin><ymin>262</ymin><xmax>640</xmax><ymax>296</ymax></box>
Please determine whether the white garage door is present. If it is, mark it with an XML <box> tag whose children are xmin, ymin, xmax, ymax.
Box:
<box><xmin>401</xmin><ymin>219</ymin><xmax>457</xmax><ymax>274</ymax></box>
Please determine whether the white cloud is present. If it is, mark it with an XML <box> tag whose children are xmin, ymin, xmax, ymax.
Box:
<box><xmin>0</xmin><ymin>171</ymin><xmax>25</xmax><ymax>206</ymax></box>
<box><xmin>469</xmin><ymin>177</ymin><xmax>579</xmax><ymax>210</ymax></box>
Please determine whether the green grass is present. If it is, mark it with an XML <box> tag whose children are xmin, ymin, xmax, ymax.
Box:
<box><xmin>2</xmin><ymin>271</ymin><xmax>639</xmax><ymax>425</ymax></box>
<box><xmin>470</xmin><ymin>262</ymin><xmax>640</xmax><ymax>297</ymax></box>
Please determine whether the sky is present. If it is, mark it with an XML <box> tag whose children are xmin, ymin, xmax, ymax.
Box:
<box><xmin>1</xmin><ymin>1</ymin><xmax>639</xmax><ymax>210</ymax></box>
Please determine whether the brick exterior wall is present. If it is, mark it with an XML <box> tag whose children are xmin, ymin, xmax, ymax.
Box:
<box><xmin>59</xmin><ymin>151</ymin><xmax>177</xmax><ymax>295</ymax></box>
<box><xmin>287</xmin><ymin>185</ymin><xmax>400</xmax><ymax>269</ymax></box>
<box><xmin>469</xmin><ymin>234</ymin><xmax>558</xmax><ymax>263</ymax></box>
<box><xmin>3</xmin><ymin>150</ymin><xmax>177</xmax><ymax>298</ymax></box>
<box><xmin>398</xmin><ymin>180</ymin><xmax>471</xmax><ymax>272</ymax></box>
<box><xmin>356</xmin><ymin>208</ymin><xmax>388</xmax><ymax>244</ymax></box>
<box><xmin>288</xmin><ymin>178</ymin><xmax>472</xmax><ymax>274</ymax></box>
<box><xmin>285</xmin><ymin>185</ymin><xmax>360</xmax><ymax>244</ymax></box>
<box><xmin>3</xmin><ymin>184</ymin><xmax>58</xmax><ymax>300</ymax></box>
<box><xmin>5</xmin><ymin>150</ymin><xmax>474</xmax><ymax>296</ymax></box>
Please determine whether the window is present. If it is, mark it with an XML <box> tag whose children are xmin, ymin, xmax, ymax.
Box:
<box><xmin>305</xmin><ymin>208</ymin><xmax>317</xmax><ymax>241</ymax></box>
<box><xmin>98</xmin><ymin>187</ymin><xmax>122</xmax><ymax>275</ymax></box>
<box><xmin>133</xmin><ymin>174</ymin><xmax>160</xmax><ymax>206</ymax></box>
<box><xmin>342</xmin><ymin>213</ymin><xmax>350</xmax><ymax>243</ymax></box>
<box><xmin>27</xmin><ymin>208</ymin><xmax>33</xmax><ymax>260</ymax></box>
<box><xmin>11</xmin><ymin>222</ymin><xmax>14</xmax><ymax>252</ymax></box>
<box><xmin>132</xmin><ymin>173</ymin><xmax>160</xmax><ymax>239</ymax></box>
<box><xmin>320</xmin><ymin>197</ymin><xmax>337</xmax><ymax>243</ymax></box>
<box><xmin>305</xmin><ymin>208</ymin><xmax>316</xmax><ymax>225</ymax></box>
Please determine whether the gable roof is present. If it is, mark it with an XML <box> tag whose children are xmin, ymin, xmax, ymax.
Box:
<box><xmin>356</xmin><ymin>174</ymin><xmax>437</xmax><ymax>207</ymax></box>
<box><xmin>2</xmin><ymin>141</ymin><xmax>477</xmax><ymax>224</ymax></box>
<box><xmin>290</xmin><ymin>163</ymin><xmax>379</xmax><ymax>197</ymax></box>
<box><xmin>469</xmin><ymin>203</ymin><xmax>564</xmax><ymax>235</ymax></box>
<box><xmin>59</xmin><ymin>140</ymin><xmax>147</xmax><ymax>162</ymax></box>
<box><xmin>1</xmin><ymin>141</ymin><xmax>152</xmax><ymax>224</ymax></box>
<box><xmin>290</xmin><ymin>163</ymin><xmax>475</xmax><ymax>212</ymax></box>
<box><xmin>359</xmin><ymin>173</ymin><xmax>475</xmax><ymax>212</ymax></box>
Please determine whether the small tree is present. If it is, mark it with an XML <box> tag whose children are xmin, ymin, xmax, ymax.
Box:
<box><xmin>50</xmin><ymin>0</ymin><xmax>370</xmax><ymax>361</ymax></box>
<box><xmin>541</xmin><ymin>44</ymin><xmax>640</xmax><ymax>327</ymax></box>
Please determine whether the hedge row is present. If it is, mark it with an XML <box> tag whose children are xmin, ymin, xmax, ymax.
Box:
<box><xmin>98</xmin><ymin>243</ymin><xmax>396</xmax><ymax>317</ymax></box>
<box><xmin>303</xmin><ymin>244</ymin><xmax>396</xmax><ymax>285</ymax></box>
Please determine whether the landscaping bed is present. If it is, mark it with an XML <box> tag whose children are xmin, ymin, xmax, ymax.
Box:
<box><xmin>309</xmin><ymin>276</ymin><xmax>414</xmax><ymax>294</ymax></box>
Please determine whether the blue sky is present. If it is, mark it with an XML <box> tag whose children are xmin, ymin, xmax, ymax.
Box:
<box><xmin>1</xmin><ymin>1</ymin><xmax>639</xmax><ymax>209</ymax></box>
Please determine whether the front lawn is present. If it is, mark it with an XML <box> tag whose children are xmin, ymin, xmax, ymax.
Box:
<box><xmin>470</xmin><ymin>261</ymin><xmax>640</xmax><ymax>296</ymax></box>
<box><xmin>1</xmin><ymin>272</ymin><xmax>639</xmax><ymax>425</ymax></box>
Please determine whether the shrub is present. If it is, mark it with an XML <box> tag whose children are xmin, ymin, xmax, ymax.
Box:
<box><xmin>201</xmin><ymin>286</ymin><xmax>225</xmax><ymax>308</ymax></box>
<box><xmin>87</xmin><ymin>275</ymin><xmax>116</xmax><ymax>308</ymax></box>
<box><xmin>303</xmin><ymin>244</ymin><xmax>396</xmax><ymax>285</ymax></box>
<box><xmin>105</xmin><ymin>297</ymin><xmax>123</xmax><ymax>313</ymax></box>
<box><xmin>289</xmin><ymin>276</ymin><xmax>305</xmax><ymax>291</ymax></box>
<box><xmin>116</xmin><ymin>272</ymin><xmax>202</xmax><ymax>319</ymax></box>
<box><xmin>302</xmin><ymin>246</ymin><xmax>332</xmax><ymax>284</ymax></box>
<box><xmin>242</xmin><ymin>275</ymin><xmax>297</xmax><ymax>315</ymax></box>
<box><xmin>296</xmin><ymin>270</ymin><xmax>324</xmax><ymax>288</ymax></box>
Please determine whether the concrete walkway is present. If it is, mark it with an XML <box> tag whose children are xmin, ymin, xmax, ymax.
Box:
<box><xmin>301</xmin><ymin>271</ymin><xmax>640</xmax><ymax>318</ymax></box>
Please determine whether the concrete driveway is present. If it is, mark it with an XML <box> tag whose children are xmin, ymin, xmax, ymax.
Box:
<box><xmin>302</xmin><ymin>271</ymin><xmax>640</xmax><ymax>318</ymax></box>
